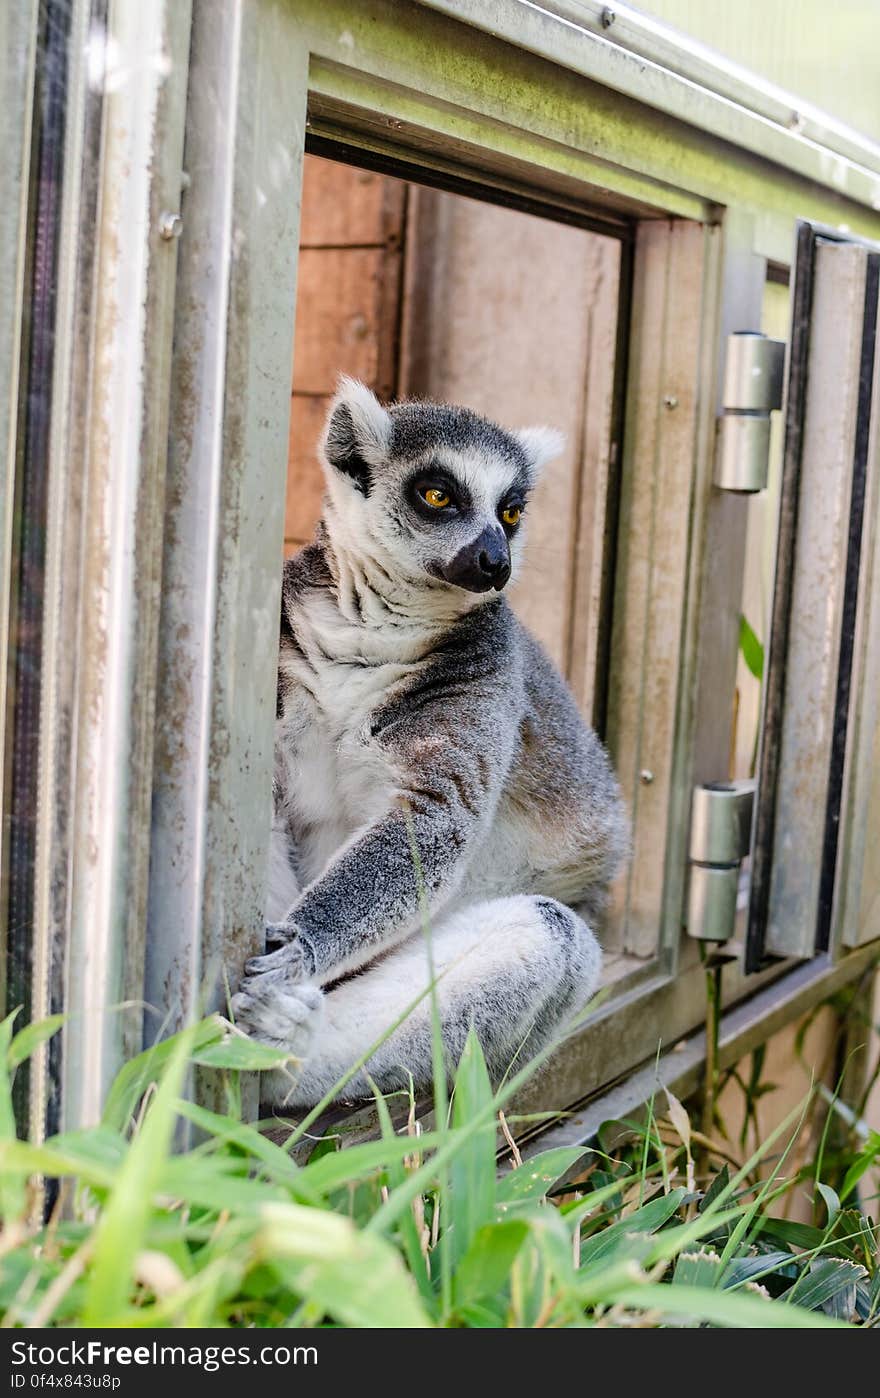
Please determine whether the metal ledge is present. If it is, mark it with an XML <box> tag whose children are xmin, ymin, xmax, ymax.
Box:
<box><xmin>416</xmin><ymin>0</ymin><xmax>880</xmax><ymax>210</ymax></box>
<box><xmin>520</xmin><ymin>939</ymin><xmax>880</xmax><ymax>1162</ymax></box>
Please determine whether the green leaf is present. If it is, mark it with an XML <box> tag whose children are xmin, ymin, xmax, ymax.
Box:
<box><xmin>789</xmin><ymin>1258</ymin><xmax>867</xmax><ymax>1317</ymax></box>
<box><xmin>739</xmin><ymin>614</ymin><xmax>764</xmax><ymax>681</ymax></box>
<box><xmin>102</xmin><ymin>1018</ymin><xmax>225</xmax><ymax>1132</ymax></box>
<box><xmin>259</xmin><ymin>1203</ymin><xmax>431</xmax><ymax>1328</ymax></box>
<box><xmin>840</xmin><ymin>1130</ymin><xmax>880</xmax><ymax>1204</ymax></box>
<box><xmin>7</xmin><ymin>1014</ymin><xmax>65</xmax><ymax>1071</ymax></box>
<box><xmin>301</xmin><ymin>1130</ymin><xmax>444</xmax><ymax>1196</ymax></box>
<box><xmin>724</xmin><ymin>1250</ymin><xmax>796</xmax><ymax>1289</ymax></box>
<box><xmin>174</xmin><ymin>1099</ymin><xmax>319</xmax><ymax>1201</ymax></box>
<box><xmin>369</xmin><ymin>1085</ymin><xmax>433</xmax><ymax>1306</ymax></box>
<box><xmin>192</xmin><ymin>1038</ymin><xmax>296</xmax><ymax>1071</ymax></box>
<box><xmin>756</xmin><ymin>1217</ymin><xmax>826</xmax><ymax>1250</ymax></box>
<box><xmin>606</xmin><ymin>1281</ymin><xmax>849</xmax><ymax>1328</ymax></box>
<box><xmin>454</xmin><ymin>1220</ymin><xmax>529</xmax><ymax>1308</ymax></box>
<box><xmin>82</xmin><ymin>1024</ymin><xmax>196</xmax><ymax>1324</ymax></box>
<box><xmin>0</xmin><ymin>1011</ymin><xmax>25</xmax><ymax>1222</ymax></box>
<box><xmin>699</xmin><ymin>1164</ymin><xmax>730</xmax><ymax>1213</ymax></box>
<box><xmin>448</xmin><ymin>1029</ymin><xmax>496</xmax><ymax>1268</ymax></box>
<box><xmin>496</xmin><ymin>1146</ymin><xmax>586</xmax><ymax>1210</ymax></box>
<box><xmin>673</xmin><ymin>1249</ymin><xmax>723</xmax><ymax>1287</ymax></box>
<box><xmin>580</xmin><ymin>1187</ymin><xmax>688</xmax><ymax>1268</ymax></box>
<box><xmin>817</xmin><ymin>1181</ymin><xmax>840</xmax><ymax>1227</ymax></box>
<box><xmin>159</xmin><ymin>1157</ymin><xmax>288</xmax><ymax>1214</ymax></box>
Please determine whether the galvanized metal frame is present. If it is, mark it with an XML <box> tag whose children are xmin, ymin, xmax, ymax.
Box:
<box><xmin>748</xmin><ymin>231</ymin><xmax>880</xmax><ymax>967</ymax></box>
<box><xmin>146</xmin><ymin>3</ymin><xmax>306</xmax><ymax>1124</ymax></box>
<box><xmin>0</xmin><ymin>0</ymin><xmax>40</xmax><ymax>1013</ymax></box>
<box><xmin>6</xmin><ymin>0</ymin><xmax>880</xmax><ymax>1136</ymax></box>
<box><xmin>23</xmin><ymin>0</ymin><xmax>193</xmax><ymax>1134</ymax></box>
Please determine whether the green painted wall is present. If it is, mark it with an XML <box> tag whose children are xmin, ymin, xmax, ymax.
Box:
<box><xmin>636</xmin><ymin>0</ymin><xmax>880</xmax><ymax>141</ymax></box>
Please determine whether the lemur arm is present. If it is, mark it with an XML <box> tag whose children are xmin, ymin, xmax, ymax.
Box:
<box><xmin>249</xmin><ymin>610</ymin><xmax>521</xmax><ymax>984</ymax></box>
<box><xmin>267</xmin><ymin>711</ymin><xmax>513</xmax><ymax>982</ymax></box>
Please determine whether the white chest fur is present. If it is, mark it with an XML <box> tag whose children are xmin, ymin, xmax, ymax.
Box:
<box><xmin>274</xmin><ymin>588</ymin><xmax>438</xmax><ymax>888</ymax></box>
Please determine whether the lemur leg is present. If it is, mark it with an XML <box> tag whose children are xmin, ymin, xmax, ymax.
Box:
<box><xmin>242</xmin><ymin>894</ymin><xmax>601</xmax><ymax>1110</ymax></box>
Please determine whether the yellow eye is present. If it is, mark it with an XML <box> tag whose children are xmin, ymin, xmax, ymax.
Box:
<box><xmin>501</xmin><ymin>505</ymin><xmax>522</xmax><ymax>527</ymax></box>
<box><xmin>423</xmin><ymin>487</ymin><xmax>451</xmax><ymax>508</ymax></box>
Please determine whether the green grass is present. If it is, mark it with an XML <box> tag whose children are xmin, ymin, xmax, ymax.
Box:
<box><xmin>1</xmin><ymin>1005</ymin><xmax>878</xmax><ymax>1328</ymax></box>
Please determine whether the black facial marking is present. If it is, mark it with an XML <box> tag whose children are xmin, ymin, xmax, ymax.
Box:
<box><xmin>405</xmin><ymin>465</ymin><xmax>473</xmax><ymax>522</ymax></box>
<box><xmin>324</xmin><ymin>402</ymin><xmax>373</xmax><ymax>496</ymax></box>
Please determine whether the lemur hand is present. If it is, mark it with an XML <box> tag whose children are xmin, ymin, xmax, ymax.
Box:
<box><xmin>241</xmin><ymin>925</ymin><xmax>317</xmax><ymax>986</ymax></box>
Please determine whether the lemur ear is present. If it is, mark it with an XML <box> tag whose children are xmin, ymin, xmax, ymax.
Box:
<box><xmin>514</xmin><ymin>426</ymin><xmax>566</xmax><ymax>481</ymax></box>
<box><xmin>322</xmin><ymin>376</ymin><xmax>392</xmax><ymax>496</ymax></box>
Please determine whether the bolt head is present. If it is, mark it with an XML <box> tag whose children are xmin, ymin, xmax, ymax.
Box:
<box><xmin>159</xmin><ymin>211</ymin><xmax>183</xmax><ymax>241</ymax></box>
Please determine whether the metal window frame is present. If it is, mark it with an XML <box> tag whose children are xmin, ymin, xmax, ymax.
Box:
<box><xmin>5</xmin><ymin>0</ymin><xmax>880</xmax><ymax>1138</ymax></box>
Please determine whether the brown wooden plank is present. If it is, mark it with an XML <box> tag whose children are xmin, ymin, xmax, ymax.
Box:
<box><xmin>286</xmin><ymin>394</ymin><xmax>329</xmax><ymax>544</ymax></box>
<box><xmin>299</xmin><ymin>154</ymin><xmax>406</xmax><ymax>249</ymax></box>
<box><xmin>293</xmin><ymin>247</ymin><xmax>399</xmax><ymax>394</ymax></box>
<box><xmin>398</xmin><ymin>186</ymin><xmax>617</xmax><ymax>674</ymax></box>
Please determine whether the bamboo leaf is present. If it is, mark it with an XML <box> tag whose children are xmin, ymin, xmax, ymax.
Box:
<box><xmin>447</xmin><ymin>1029</ymin><xmax>496</xmax><ymax>1269</ymax></box>
<box><xmin>454</xmin><ymin>1219</ymin><xmax>529</xmax><ymax>1308</ymax></box>
<box><xmin>496</xmin><ymin>1147</ymin><xmax>586</xmax><ymax>1209</ymax></box>
<box><xmin>7</xmin><ymin>1014</ymin><xmax>65</xmax><ymax>1071</ymax></box>
<box><xmin>82</xmin><ymin>1025</ymin><xmax>195</xmax><ymax>1324</ymax></box>
<box><xmin>739</xmin><ymin>614</ymin><xmax>764</xmax><ymax>681</ymax></box>
<box><xmin>817</xmin><ymin>1182</ymin><xmax>840</xmax><ymax>1227</ymax></box>
<box><xmin>789</xmin><ymin>1258</ymin><xmax>866</xmax><ymax>1317</ymax></box>
<box><xmin>102</xmin><ymin>1018</ymin><xmax>225</xmax><ymax>1132</ymax></box>
<box><xmin>840</xmin><ymin>1131</ymin><xmax>880</xmax><ymax>1203</ymax></box>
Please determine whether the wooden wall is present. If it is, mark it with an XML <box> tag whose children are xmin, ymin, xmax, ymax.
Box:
<box><xmin>287</xmin><ymin>156</ymin><xmax>622</xmax><ymax>720</ymax></box>
<box><xmin>285</xmin><ymin>157</ymin><xmax>406</xmax><ymax>553</ymax></box>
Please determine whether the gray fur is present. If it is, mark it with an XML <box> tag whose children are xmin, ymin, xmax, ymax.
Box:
<box><xmin>232</xmin><ymin>378</ymin><xmax>630</xmax><ymax>1104</ymax></box>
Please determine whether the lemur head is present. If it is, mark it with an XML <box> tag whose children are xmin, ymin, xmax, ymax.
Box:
<box><xmin>317</xmin><ymin>377</ymin><xmax>563</xmax><ymax>609</ymax></box>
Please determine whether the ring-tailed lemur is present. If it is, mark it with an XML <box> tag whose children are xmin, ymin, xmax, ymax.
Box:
<box><xmin>232</xmin><ymin>378</ymin><xmax>630</xmax><ymax>1106</ymax></box>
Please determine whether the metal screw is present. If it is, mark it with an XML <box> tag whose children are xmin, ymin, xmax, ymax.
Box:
<box><xmin>640</xmin><ymin>769</ymin><xmax>655</xmax><ymax>785</ymax></box>
<box><xmin>159</xmin><ymin>211</ymin><xmax>183</xmax><ymax>241</ymax></box>
<box><xmin>663</xmin><ymin>394</ymin><xmax>679</xmax><ymax>409</ymax></box>
<box><xmin>600</xmin><ymin>6</ymin><xmax>616</xmax><ymax>26</ymax></box>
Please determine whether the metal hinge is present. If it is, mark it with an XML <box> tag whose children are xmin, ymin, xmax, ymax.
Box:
<box><xmin>686</xmin><ymin>780</ymin><xmax>756</xmax><ymax>941</ymax></box>
<box><xmin>714</xmin><ymin>332</ymin><xmax>785</xmax><ymax>493</ymax></box>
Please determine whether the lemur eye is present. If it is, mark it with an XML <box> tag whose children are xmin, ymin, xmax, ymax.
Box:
<box><xmin>501</xmin><ymin>505</ymin><xmax>522</xmax><ymax>528</ymax></box>
<box><xmin>422</xmin><ymin>487</ymin><xmax>451</xmax><ymax>508</ymax></box>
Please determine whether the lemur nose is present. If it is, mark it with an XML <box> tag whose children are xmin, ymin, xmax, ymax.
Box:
<box><xmin>479</xmin><ymin>550</ymin><xmax>510</xmax><ymax>585</ymax></box>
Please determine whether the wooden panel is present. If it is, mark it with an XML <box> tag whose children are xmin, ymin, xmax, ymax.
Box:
<box><xmin>292</xmin><ymin>248</ymin><xmax>385</xmax><ymax>393</ymax></box>
<box><xmin>399</xmin><ymin>186</ymin><xmax>620</xmax><ymax>675</ymax></box>
<box><xmin>299</xmin><ymin>154</ymin><xmax>405</xmax><ymax>248</ymax></box>
<box><xmin>567</xmin><ymin>239</ymin><xmax>623</xmax><ymax>721</ymax></box>
<box><xmin>286</xmin><ymin>395</ymin><xmax>329</xmax><ymax>545</ymax></box>
<box><xmin>606</xmin><ymin>221</ymin><xmax>709</xmax><ymax>958</ymax></box>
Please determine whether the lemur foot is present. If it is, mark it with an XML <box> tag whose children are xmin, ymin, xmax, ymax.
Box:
<box><xmin>230</xmin><ymin>981</ymin><xmax>324</xmax><ymax>1059</ymax></box>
